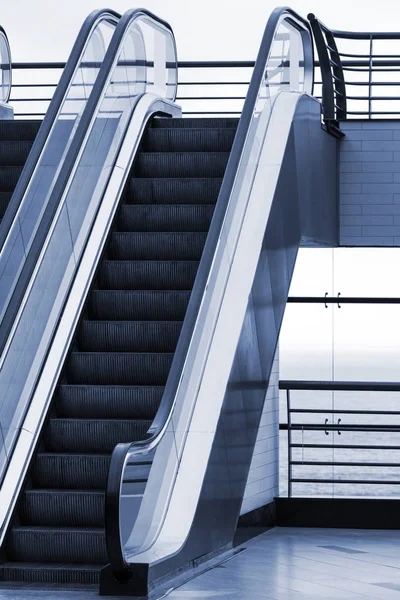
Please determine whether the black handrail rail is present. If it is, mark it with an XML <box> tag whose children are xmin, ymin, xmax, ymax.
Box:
<box><xmin>0</xmin><ymin>25</ymin><xmax>12</xmax><ymax>104</ymax></box>
<box><xmin>0</xmin><ymin>9</ymin><xmax>121</xmax><ymax>359</ymax></box>
<box><xmin>308</xmin><ymin>13</ymin><xmax>346</xmax><ymax>134</ymax></box>
<box><xmin>280</xmin><ymin>380</ymin><xmax>400</xmax><ymax>391</ymax></box>
<box><xmin>104</xmin><ymin>5</ymin><xmax>313</xmax><ymax>578</ymax></box>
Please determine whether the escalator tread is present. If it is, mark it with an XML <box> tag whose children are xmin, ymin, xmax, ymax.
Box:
<box><xmin>0</xmin><ymin>116</ymin><xmax>238</xmax><ymax>584</ymax></box>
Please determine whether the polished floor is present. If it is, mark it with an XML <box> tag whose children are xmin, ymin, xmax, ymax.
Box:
<box><xmin>2</xmin><ymin>527</ymin><xmax>400</xmax><ymax>599</ymax></box>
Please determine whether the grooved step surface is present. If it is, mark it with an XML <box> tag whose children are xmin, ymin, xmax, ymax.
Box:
<box><xmin>90</xmin><ymin>290</ymin><xmax>191</xmax><ymax>320</ymax></box>
<box><xmin>0</xmin><ymin>166</ymin><xmax>24</xmax><ymax>191</ymax></box>
<box><xmin>136</xmin><ymin>151</ymin><xmax>230</xmax><ymax>178</ymax></box>
<box><xmin>0</xmin><ymin>141</ymin><xmax>35</xmax><ymax>165</ymax></box>
<box><xmin>57</xmin><ymin>385</ymin><xmax>164</xmax><ymax>419</ymax></box>
<box><xmin>32</xmin><ymin>454</ymin><xmax>110</xmax><ymax>489</ymax></box>
<box><xmin>80</xmin><ymin>320</ymin><xmax>182</xmax><ymax>352</ymax></box>
<box><xmin>0</xmin><ymin>120</ymin><xmax>41</xmax><ymax>222</ymax></box>
<box><xmin>0</xmin><ymin>562</ymin><xmax>102</xmax><ymax>584</ymax></box>
<box><xmin>45</xmin><ymin>418</ymin><xmax>153</xmax><ymax>452</ymax></box>
<box><xmin>144</xmin><ymin>127</ymin><xmax>236</xmax><ymax>152</ymax></box>
<box><xmin>98</xmin><ymin>260</ymin><xmax>199</xmax><ymax>290</ymax></box>
<box><xmin>0</xmin><ymin>119</ymin><xmax>41</xmax><ymax>140</ymax></box>
<box><xmin>8</xmin><ymin>527</ymin><xmax>107</xmax><ymax>563</ymax></box>
<box><xmin>118</xmin><ymin>204</ymin><xmax>215</xmax><ymax>232</ymax></box>
<box><xmin>2</xmin><ymin>115</ymin><xmax>237</xmax><ymax>585</ymax></box>
<box><xmin>130</xmin><ymin>177</ymin><xmax>223</xmax><ymax>204</ymax></box>
<box><xmin>109</xmin><ymin>231</ymin><xmax>207</xmax><ymax>260</ymax></box>
<box><xmin>20</xmin><ymin>490</ymin><xmax>105</xmax><ymax>527</ymax></box>
<box><xmin>68</xmin><ymin>352</ymin><xmax>174</xmax><ymax>385</ymax></box>
<box><xmin>152</xmin><ymin>117</ymin><xmax>239</xmax><ymax>128</ymax></box>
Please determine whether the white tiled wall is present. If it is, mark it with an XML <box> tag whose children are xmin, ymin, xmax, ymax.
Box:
<box><xmin>240</xmin><ymin>347</ymin><xmax>279</xmax><ymax>515</ymax></box>
<box><xmin>340</xmin><ymin>120</ymin><xmax>400</xmax><ymax>246</ymax></box>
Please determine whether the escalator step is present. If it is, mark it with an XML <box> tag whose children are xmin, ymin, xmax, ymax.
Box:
<box><xmin>136</xmin><ymin>152</ymin><xmax>230</xmax><ymax>178</ymax></box>
<box><xmin>57</xmin><ymin>385</ymin><xmax>164</xmax><ymax>419</ymax></box>
<box><xmin>20</xmin><ymin>490</ymin><xmax>104</xmax><ymax>527</ymax></box>
<box><xmin>0</xmin><ymin>191</ymin><xmax>11</xmax><ymax>219</ymax></box>
<box><xmin>0</xmin><ymin>562</ymin><xmax>101</xmax><ymax>584</ymax></box>
<box><xmin>143</xmin><ymin>128</ymin><xmax>236</xmax><ymax>152</ymax></box>
<box><xmin>98</xmin><ymin>260</ymin><xmax>199</xmax><ymax>290</ymax></box>
<box><xmin>129</xmin><ymin>177</ymin><xmax>222</xmax><ymax>205</ymax></box>
<box><xmin>68</xmin><ymin>351</ymin><xmax>174</xmax><ymax>385</ymax></box>
<box><xmin>109</xmin><ymin>232</ymin><xmax>207</xmax><ymax>260</ymax></box>
<box><xmin>44</xmin><ymin>418</ymin><xmax>153</xmax><ymax>453</ymax></box>
<box><xmin>151</xmin><ymin>117</ymin><xmax>239</xmax><ymax>129</ymax></box>
<box><xmin>0</xmin><ymin>119</ymin><xmax>41</xmax><ymax>140</ymax></box>
<box><xmin>90</xmin><ymin>290</ymin><xmax>191</xmax><ymax>321</ymax></box>
<box><xmin>32</xmin><ymin>454</ymin><xmax>110</xmax><ymax>489</ymax></box>
<box><xmin>0</xmin><ymin>141</ymin><xmax>34</xmax><ymax>166</ymax></box>
<box><xmin>80</xmin><ymin>321</ymin><xmax>182</xmax><ymax>352</ymax></box>
<box><xmin>7</xmin><ymin>527</ymin><xmax>107</xmax><ymax>564</ymax></box>
<box><xmin>118</xmin><ymin>204</ymin><xmax>215</xmax><ymax>232</ymax></box>
<box><xmin>0</xmin><ymin>166</ymin><xmax>24</xmax><ymax>191</ymax></box>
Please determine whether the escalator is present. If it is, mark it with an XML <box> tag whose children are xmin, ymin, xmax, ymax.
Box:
<box><xmin>0</xmin><ymin>6</ymin><xmax>337</xmax><ymax>597</ymax></box>
<box><xmin>0</xmin><ymin>120</ymin><xmax>41</xmax><ymax>226</ymax></box>
<box><xmin>0</xmin><ymin>116</ymin><xmax>237</xmax><ymax>584</ymax></box>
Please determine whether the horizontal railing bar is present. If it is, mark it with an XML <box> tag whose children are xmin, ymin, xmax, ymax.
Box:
<box><xmin>12</xmin><ymin>58</ymin><xmax>400</xmax><ymax>72</ymax></box>
<box><xmin>333</xmin><ymin>30</ymin><xmax>400</xmax><ymax>40</ymax></box>
<box><xmin>290</xmin><ymin>478</ymin><xmax>400</xmax><ymax>484</ymax></box>
<box><xmin>280</xmin><ymin>380</ymin><xmax>400</xmax><ymax>391</ymax></box>
<box><xmin>11</xmin><ymin>83</ymin><xmax>57</xmax><ymax>88</ymax></box>
<box><xmin>347</xmin><ymin>111</ymin><xmax>400</xmax><ymax>115</ymax></box>
<box><xmin>12</xmin><ymin>62</ymin><xmax>66</xmax><ymax>69</ymax></box>
<box><xmin>345</xmin><ymin>81</ymin><xmax>400</xmax><ymax>86</ymax></box>
<box><xmin>291</xmin><ymin>425</ymin><xmax>400</xmax><ymax>432</ymax></box>
<box><xmin>338</xmin><ymin>52</ymin><xmax>372</xmax><ymax>59</ymax></box>
<box><xmin>178</xmin><ymin>60</ymin><xmax>255</xmax><ymax>68</ymax></box>
<box><xmin>291</xmin><ymin>461</ymin><xmax>400</xmax><ymax>467</ymax></box>
<box><xmin>289</xmin><ymin>409</ymin><xmax>400</xmax><ymax>415</ymax></box>
<box><xmin>287</xmin><ymin>296</ymin><xmax>400</xmax><ymax>304</ymax></box>
<box><xmin>177</xmin><ymin>81</ymin><xmax>250</xmax><ymax>86</ymax></box>
<box><xmin>176</xmin><ymin>96</ymin><xmax>246</xmax><ymax>100</ymax></box>
<box><xmin>182</xmin><ymin>111</ymin><xmax>241</xmax><ymax>115</ymax></box>
<box><xmin>10</xmin><ymin>98</ymin><xmax>53</xmax><ymax>102</ymax></box>
<box><xmin>290</xmin><ymin>443</ymin><xmax>400</xmax><ymax>449</ymax></box>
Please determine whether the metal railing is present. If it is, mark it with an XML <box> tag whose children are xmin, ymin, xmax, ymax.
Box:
<box><xmin>9</xmin><ymin>59</ymin><xmax>321</xmax><ymax>119</ymax></box>
<box><xmin>9</xmin><ymin>60</ymin><xmax>253</xmax><ymax>118</ymax></box>
<box><xmin>280</xmin><ymin>380</ymin><xmax>400</xmax><ymax>498</ymax></box>
<box><xmin>308</xmin><ymin>14</ymin><xmax>346</xmax><ymax>135</ymax></box>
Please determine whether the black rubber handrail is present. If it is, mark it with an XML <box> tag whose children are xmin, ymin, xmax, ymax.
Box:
<box><xmin>0</xmin><ymin>25</ymin><xmax>12</xmax><ymax>103</ymax></box>
<box><xmin>104</xmin><ymin>5</ymin><xmax>313</xmax><ymax>577</ymax></box>
<box><xmin>0</xmin><ymin>9</ymin><xmax>121</xmax><ymax>360</ymax></box>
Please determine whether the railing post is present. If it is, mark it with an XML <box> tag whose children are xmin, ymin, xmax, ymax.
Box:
<box><xmin>286</xmin><ymin>389</ymin><xmax>292</xmax><ymax>498</ymax></box>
